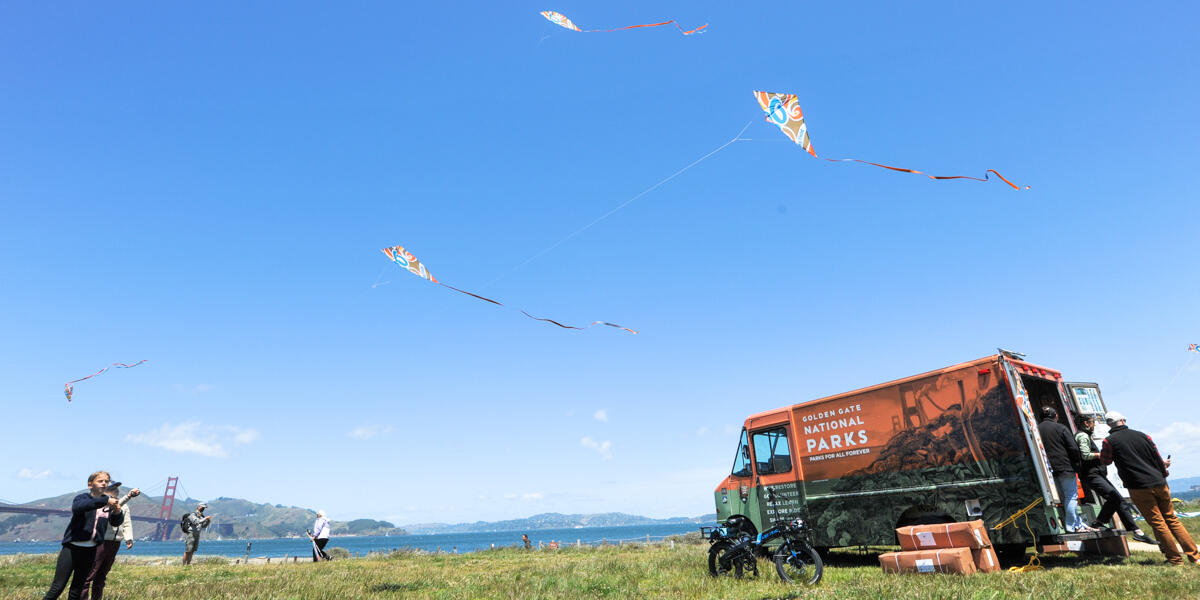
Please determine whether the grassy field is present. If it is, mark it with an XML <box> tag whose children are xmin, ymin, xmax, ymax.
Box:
<box><xmin>3</xmin><ymin>539</ymin><xmax>1200</xmax><ymax>600</ymax></box>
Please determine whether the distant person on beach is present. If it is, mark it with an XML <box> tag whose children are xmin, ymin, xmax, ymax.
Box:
<box><xmin>42</xmin><ymin>470</ymin><xmax>122</xmax><ymax>600</ymax></box>
<box><xmin>1073</xmin><ymin>415</ymin><xmax>1153</xmax><ymax>544</ymax></box>
<box><xmin>181</xmin><ymin>503</ymin><xmax>211</xmax><ymax>566</ymax></box>
<box><xmin>521</xmin><ymin>534</ymin><xmax>531</xmax><ymax>550</ymax></box>
<box><xmin>311</xmin><ymin>510</ymin><xmax>331</xmax><ymax>562</ymax></box>
<box><xmin>1101</xmin><ymin>411</ymin><xmax>1200</xmax><ymax>566</ymax></box>
<box><xmin>81</xmin><ymin>481</ymin><xmax>140</xmax><ymax>600</ymax></box>
<box><xmin>548</xmin><ymin>540</ymin><xmax>559</xmax><ymax>550</ymax></box>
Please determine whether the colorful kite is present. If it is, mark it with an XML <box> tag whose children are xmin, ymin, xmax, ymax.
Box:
<box><xmin>64</xmin><ymin>360</ymin><xmax>147</xmax><ymax>402</ymax></box>
<box><xmin>753</xmin><ymin>91</ymin><xmax>1028</xmax><ymax>190</ymax></box>
<box><xmin>1188</xmin><ymin>344</ymin><xmax>1198</xmax><ymax>353</ymax></box>
<box><xmin>540</xmin><ymin>10</ymin><xmax>707</xmax><ymax>35</ymax></box>
<box><xmin>382</xmin><ymin>245</ymin><xmax>637</xmax><ymax>334</ymax></box>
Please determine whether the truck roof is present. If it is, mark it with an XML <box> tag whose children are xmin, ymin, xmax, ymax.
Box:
<box><xmin>744</xmin><ymin>353</ymin><xmax>1062</xmax><ymax>424</ymax></box>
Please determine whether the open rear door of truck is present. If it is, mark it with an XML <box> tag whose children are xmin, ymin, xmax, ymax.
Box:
<box><xmin>999</xmin><ymin>357</ymin><xmax>1060</xmax><ymax>507</ymax></box>
<box><xmin>1065</xmin><ymin>382</ymin><xmax>1129</xmax><ymax>498</ymax></box>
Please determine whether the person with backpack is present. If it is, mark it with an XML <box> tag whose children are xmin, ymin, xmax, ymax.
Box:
<box><xmin>180</xmin><ymin>503</ymin><xmax>211</xmax><ymax>566</ymax></box>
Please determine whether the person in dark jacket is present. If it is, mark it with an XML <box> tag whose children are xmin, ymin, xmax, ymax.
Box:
<box><xmin>1073</xmin><ymin>415</ymin><xmax>1153</xmax><ymax>544</ymax></box>
<box><xmin>1036</xmin><ymin>406</ymin><xmax>1092</xmax><ymax>532</ymax></box>
<box><xmin>1101</xmin><ymin>411</ymin><xmax>1199</xmax><ymax>566</ymax></box>
<box><xmin>42</xmin><ymin>471</ymin><xmax>122</xmax><ymax>600</ymax></box>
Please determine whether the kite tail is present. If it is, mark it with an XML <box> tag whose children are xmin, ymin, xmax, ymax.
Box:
<box><xmin>520</xmin><ymin>311</ymin><xmax>584</xmax><ymax>330</ymax></box>
<box><xmin>584</xmin><ymin>20</ymin><xmax>674</xmax><ymax>32</ymax></box>
<box><xmin>592</xmin><ymin>321</ymin><xmax>640</xmax><ymax>334</ymax></box>
<box><xmin>675</xmin><ymin>22</ymin><xmax>708</xmax><ymax>35</ymax></box>
<box><xmin>822</xmin><ymin>158</ymin><xmax>1028</xmax><ymax>190</ymax></box>
<box><xmin>66</xmin><ymin>366</ymin><xmax>110</xmax><ymax>386</ymax></box>
<box><xmin>584</xmin><ymin>20</ymin><xmax>706</xmax><ymax>34</ymax></box>
<box><xmin>62</xmin><ymin>360</ymin><xmax>147</xmax><ymax>402</ymax></box>
<box><xmin>438</xmin><ymin>282</ymin><xmax>504</xmax><ymax>306</ymax></box>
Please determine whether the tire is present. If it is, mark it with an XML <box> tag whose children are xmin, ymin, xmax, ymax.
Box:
<box><xmin>708</xmin><ymin>541</ymin><xmax>742</xmax><ymax>578</ymax></box>
<box><xmin>773</xmin><ymin>542</ymin><xmax>823</xmax><ymax>585</ymax></box>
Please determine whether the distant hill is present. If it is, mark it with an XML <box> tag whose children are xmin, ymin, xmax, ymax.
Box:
<box><xmin>1172</xmin><ymin>477</ymin><xmax>1200</xmax><ymax>501</ymax></box>
<box><xmin>0</xmin><ymin>491</ymin><xmax>405</xmax><ymax>542</ymax></box>
<box><xmin>402</xmin><ymin>512</ymin><xmax>717</xmax><ymax>534</ymax></box>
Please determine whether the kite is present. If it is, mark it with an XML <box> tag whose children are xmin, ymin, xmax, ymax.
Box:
<box><xmin>752</xmin><ymin>91</ymin><xmax>1028</xmax><ymax>190</ymax></box>
<box><xmin>382</xmin><ymin>245</ymin><xmax>637</xmax><ymax>334</ymax></box>
<box><xmin>540</xmin><ymin>10</ymin><xmax>707</xmax><ymax>35</ymax></box>
<box><xmin>1189</xmin><ymin>344</ymin><xmax>1198</xmax><ymax>353</ymax></box>
<box><xmin>64</xmin><ymin>360</ymin><xmax>147</xmax><ymax>402</ymax></box>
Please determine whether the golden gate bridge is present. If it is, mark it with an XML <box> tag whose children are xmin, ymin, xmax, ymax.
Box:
<box><xmin>0</xmin><ymin>476</ymin><xmax>186</xmax><ymax>541</ymax></box>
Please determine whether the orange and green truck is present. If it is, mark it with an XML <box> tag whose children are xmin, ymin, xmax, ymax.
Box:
<box><xmin>713</xmin><ymin>351</ymin><xmax>1125</xmax><ymax>559</ymax></box>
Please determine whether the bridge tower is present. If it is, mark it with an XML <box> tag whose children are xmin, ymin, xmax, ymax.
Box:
<box><xmin>154</xmin><ymin>477</ymin><xmax>179</xmax><ymax>541</ymax></box>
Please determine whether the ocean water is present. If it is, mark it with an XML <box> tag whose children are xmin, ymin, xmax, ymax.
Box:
<box><xmin>0</xmin><ymin>523</ymin><xmax>702</xmax><ymax>559</ymax></box>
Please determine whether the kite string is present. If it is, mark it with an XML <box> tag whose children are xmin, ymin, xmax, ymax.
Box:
<box><xmin>1141</xmin><ymin>354</ymin><xmax>1197</xmax><ymax>414</ymax></box>
<box><xmin>478</xmin><ymin>121</ymin><xmax>753</xmax><ymax>291</ymax></box>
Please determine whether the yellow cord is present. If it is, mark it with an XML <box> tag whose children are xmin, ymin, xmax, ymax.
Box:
<box><xmin>991</xmin><ymin>497</ymin><xmax>1043</xmax><ymax>531</ymax></box>
<box><xmin>993</xmin><ymin>497</ymin><xmax>1045</xmax><ymax>572</ymax></box>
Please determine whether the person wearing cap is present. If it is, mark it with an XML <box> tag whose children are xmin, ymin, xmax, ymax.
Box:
<box><xmin>181</xmin><ymin>503</ymin><xmax>212</xmax><ymax>566</ymax></box>
<box><xmin>81</xmin><ymin>482</ymin><xmax>139</xmax><ymax>600</ymax></box>
<box><xmin>1101</xmin><ymin>411</ymin><xmax>1199</xmax><ymax>566</ymax></box>
<box><xmin>1036</xmin><ymin>406</ymin><xmax>1093</xmax><ymax>533</ymax></box>
<box><xmin>1073</xmin><ymin>415</ymin><xmax>1154</xmax><ymax>544</ymax></box>
<box><xmin>311</xmin><ymin>510</ymin><xmax>331</xmax><ymax>562</ymax></box>
<box><xmin>42</xmin><ymin>470</ymin><xmax>122</xmax><ymax>600</ymax></box>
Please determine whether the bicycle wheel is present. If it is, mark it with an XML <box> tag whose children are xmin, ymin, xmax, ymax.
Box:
<box><xmin>773</xmin><ymin>541</ymin><xmax>823</xmax><ymax>585</ymax></box>
<box><xmin>707</xmin><ymin>541</ymin><xmax>743</xmax><ymax>578</ymax></box>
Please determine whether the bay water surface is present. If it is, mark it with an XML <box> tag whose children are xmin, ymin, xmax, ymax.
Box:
<box><xmin>0</xmin><ymin>523</ymin><xmax>701</xmax><ymax>559</ymax></box>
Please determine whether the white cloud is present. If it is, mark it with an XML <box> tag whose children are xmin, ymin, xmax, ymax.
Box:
<box><xmin>593</xmin><ymin>409</ymin><xmax>608</xmax><ymax>423</ymax></box>
<box><xmin>503</xmin><ymin>493</ymin><xmax>518</xmax><ymax>500</ymax></box>
<box><xmin>696</xmin><ymin>427</ymin><xmax>709</xmax><ymax>437</ymax></box>
<box><xmin>124</xmin><ymin>422</ymin><xmax>260</xmax><ymax>458</ymax></box>
<box><xmin>347</xmin><ymin>424</ymin><xmax>395</xmax><ymax>440</ymax></box>
<box><xmin>1151</xmin><ymin>422</ymin><xmax>1200</xmax><ymax>477</ymax></box>
<box><xmin>17</xmin><ymin>468</ymin><xmax>53</xmax><ymax>480</ymax></box>
<box><xmin>522</xmin><ymin>492</ymin><xmax>544</xmax><ymax>501</ymax></box>
<box><xmin>580</xmin><ymin>437</ymin><xmax>613</xmax><ymax>460</ymax></box>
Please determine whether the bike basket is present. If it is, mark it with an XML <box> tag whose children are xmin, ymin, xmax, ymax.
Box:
<box><xmin>700</xmin><ymin>526</ymin><xmax>728</xmax><ymax>540</ymax></box>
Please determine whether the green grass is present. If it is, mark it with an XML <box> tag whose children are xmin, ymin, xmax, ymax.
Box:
<box><xmin>3</xmin><ymin>541</ymin><xmax>1199</xmax><ymax>600</ymax></box>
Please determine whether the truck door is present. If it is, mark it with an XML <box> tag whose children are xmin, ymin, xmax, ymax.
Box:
<box><xmin>719</xmin><ymin>429</ymin><xmax>758</xmax><ymax>526</ymax></box>
<box><xmin>1065</xmin><ymin>382</ymin><xmax>1129</xmax><ymax>497</ymax></box>
<box><xmin>749</xmin><ymin>424</ymin><xmax>803</xmax><ymax>529</ymax></box>
<box><xmin>999</xmin><ymin>358</ymin><xmax>1060</xmax><ymax>506</ymax></box>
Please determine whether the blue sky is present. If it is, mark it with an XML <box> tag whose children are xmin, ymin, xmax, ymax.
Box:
<box><xmin>2</xmin><ymin>2</ymin><xmax>1197</xmax><ymax>525</ymax></box>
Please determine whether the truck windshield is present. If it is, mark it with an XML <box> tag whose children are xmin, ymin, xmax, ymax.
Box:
<box><xmin>731</xmin><ymin>430</ymin><xmax>751</xmax><ymax>477</ymax></box>
<box><xmin>752</xmin><ymin>427</ymin><xmax>792</xmax><ymax>475</ymax></box>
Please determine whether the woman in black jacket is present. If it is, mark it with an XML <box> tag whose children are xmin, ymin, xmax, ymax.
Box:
<box><xmin>42</xmin><ymin>471</ymin><xmax>122</xmax><ymax>600</ymax></box>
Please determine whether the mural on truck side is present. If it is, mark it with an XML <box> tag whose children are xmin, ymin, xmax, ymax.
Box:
<box><xmin>799</xmin><ymin>368</ymin><xmax>1047</xmax><ymax>546</ymax></box>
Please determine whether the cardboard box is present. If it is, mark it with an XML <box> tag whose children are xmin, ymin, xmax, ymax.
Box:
<box><xmin>879</xmin><ymin>548</ymin><xmax>978</xmax><ymax>575</ymax></box>
<box><xmin>896</xmin><ymin>520</ymin><xmax>992</xmax><ymax>551</ymax></box>
<box><xmin>971</xmin><ymin>546</ymin><xmax>1001</xmax><ymax>573</ymax></box>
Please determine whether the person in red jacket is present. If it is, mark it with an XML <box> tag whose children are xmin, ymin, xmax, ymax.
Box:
<box><xmin>1100</xmin><ymin>411</ymin><xmax>1199</xmax><ymax>566</ymax></box>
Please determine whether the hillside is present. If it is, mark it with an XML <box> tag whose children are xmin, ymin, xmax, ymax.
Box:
<box><xmin>403</xmin><ymin>512</ymin><xmax>717</xmax><ymax>534</ymax></box>
<box><xmin>0</xmin><ymin>490</ymin><xmax>405</xmax><ymax>542</ymax></box>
